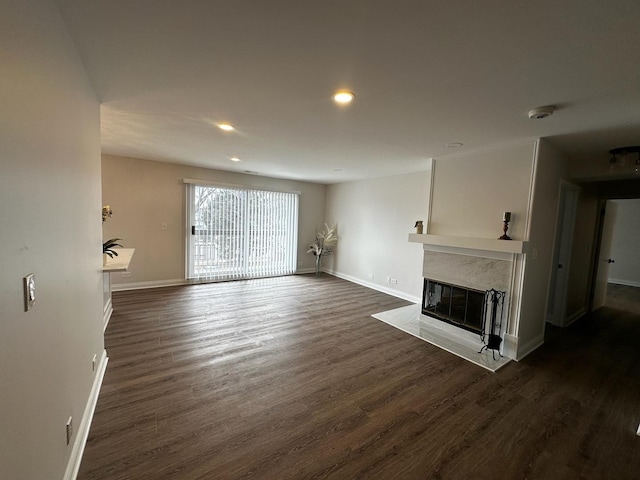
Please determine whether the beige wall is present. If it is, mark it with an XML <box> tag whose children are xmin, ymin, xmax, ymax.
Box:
<box><xmin>0</xmin><ymin>1</ymin><xmax>104</xmax><ymax>478</ymax></box>
<box><xmin>325</xmin><ymin>170</ymin><xmax>431</xmax><ymax>302</ymax></box>
<box><xmin>102</xmin><ymin>154</ymin><xmax>327</xmax><ymax>286</ymax></box>
<box><xmin>430</xmin><ymin>142</ymin><xmax>536</xmax><ymax>240</ymax></box>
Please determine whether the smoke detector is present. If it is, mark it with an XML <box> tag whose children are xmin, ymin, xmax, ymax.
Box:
<box><xmin>528</xmin><ymin>106</ymin><xmax>555</xmax><ymax>119</ymax></box>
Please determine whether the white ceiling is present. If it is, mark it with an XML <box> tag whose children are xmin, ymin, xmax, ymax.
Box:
<box><xmin>55</xmin><ymin>0</ymin><xmax>640</xmax><ymax>184</ymax></box>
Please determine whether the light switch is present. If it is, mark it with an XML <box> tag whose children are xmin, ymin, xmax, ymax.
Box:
<box><xmin>24</xmin><ymin>273</ymin><xmax>36</xmax><ymax>311</ymax></box>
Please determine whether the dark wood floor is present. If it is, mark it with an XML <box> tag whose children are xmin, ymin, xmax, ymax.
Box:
<box><xmin>78</xmin><ymin>275</ymin><xmax>640</xmax><ymax>480</ymax></box>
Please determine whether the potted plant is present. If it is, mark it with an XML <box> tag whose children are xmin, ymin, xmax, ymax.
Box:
<box><xmin>103</xmin><ymin>238</ymin><xmax>123</xmax><ymax>265</ymax></box>
<box><xmin>307</xmin><ymin>223</ymin><xmax>338</xmax><ymax>275</ymax></box>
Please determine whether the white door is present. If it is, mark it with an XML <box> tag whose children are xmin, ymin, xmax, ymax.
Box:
<box><xmin>592</xmin><ymin>200</ymin><xmax>618</xmax><ymax>310</ymax></box>
<box><xmin>547</xmin><ymin>183</ymin><xmax>580</xmax><ymax>326</ymax></box>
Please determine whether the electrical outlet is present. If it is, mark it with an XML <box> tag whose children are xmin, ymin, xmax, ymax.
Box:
<box><xmin>66</xmin><ymin>417</ymin><xmax>73</xmax><ymax>445</ymax></box>
<box><xmin>390</xmin><ymin>278</ymin><xmax>398</xmax><ymax>285</ymax></box>
<box><xmin>386</xmin><ymin>276</ymin><xmax>391</xmax><ymax>284</ymax></box>
<box><xmin>92</xmin><ymin>354</ymin><xmax>97</xmax><ymax>372</ymax></box>
<box><xmin>368</xmin><ymin>274</ymin><xmax>374</xmax><ymax>280</ymax></box>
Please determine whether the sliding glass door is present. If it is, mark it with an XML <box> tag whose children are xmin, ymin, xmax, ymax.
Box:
<box><xmin>186</xmin><ymin>183</ymin><xmax>298</xmax><ymax>281</ymax></box>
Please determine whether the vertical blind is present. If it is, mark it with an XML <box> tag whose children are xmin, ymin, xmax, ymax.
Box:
<box><xmin>186</xmin><ymin>182</ymin><xmax>298</xmax><ymax>281</ymax></box>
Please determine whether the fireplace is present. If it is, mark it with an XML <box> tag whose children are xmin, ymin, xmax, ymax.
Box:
<box><xmin>422</xmin><ymin>279</ymin><xmax>484</xmax><ymax>334</ymax></box>
<box><xmin>409</xmin><ymin>234</ymin><xmax>527</xmax><ymax>360</ymax></box>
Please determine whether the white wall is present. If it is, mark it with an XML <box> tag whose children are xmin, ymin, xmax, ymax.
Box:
<box><xmin>0</xmin><ymin>1</ymin><xmax>104</xmax><ymax>478</ymax></box>
<box><xmin>102</xmin><ymin>154</ymin><xmax>327</xmax><ymax>287</ymax></box>
<box><xmin>516</xmin><ymin>139</ymin><xmax>567</xmax><ymax>357</ymax></box>
<box><xmin>608</xmin><ymin>199</ymin><xmax>640</xmax><ymax>287</ymax></box>
<box><xmin>325</xmin><ymin>170</ymin><xmax>431</xmax><ymax>302</ymax></box>
<box><xmin>430</xmin><ymin>143</ymin><xmax>535</xmax><ymax>240</ymax></box>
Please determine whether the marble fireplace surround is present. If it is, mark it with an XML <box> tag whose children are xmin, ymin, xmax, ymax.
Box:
<box><xmin>410</xmin><ymin>234</ymin><xmax>528</xmax><ymax>360</ymax></box>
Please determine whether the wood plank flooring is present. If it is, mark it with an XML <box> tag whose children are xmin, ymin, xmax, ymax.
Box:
<box><xmin>78</xmin><ymin>275</ymin><xmax>640</xmax><ymax>479</ymax></box>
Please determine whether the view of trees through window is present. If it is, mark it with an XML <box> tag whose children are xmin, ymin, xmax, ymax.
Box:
<box><xmin>187</xmin><ymin>184</ymin><xmax>298</xmax><ymax>280</ymax></box>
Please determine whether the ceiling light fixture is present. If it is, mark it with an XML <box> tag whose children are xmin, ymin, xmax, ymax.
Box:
<box><xmin>230</xmin><ymin>156</ymin><xmax>241</xmax><ymax>162</ymax></box>
<box><xmin>333</xmin><ymin>90</ymin><xmax>355</xmax><ymax>105</ymax></box>
<box><xmin>445</xmin><ymin>142</ymin><xmax>463</xmax><ymax>148</ymax></box>
<box><xmin>217</xmin><ymin>123</ymin><xmax>235</xmax><ymax>132</ymax></box>
<box><xmin>609</xmin><ymin>146</ymin><xmax>640</xmax><ymax>166</ymax></box>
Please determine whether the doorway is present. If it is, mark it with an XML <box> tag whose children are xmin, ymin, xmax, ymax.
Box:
<box><xmin>590</xmin><ymin>197</ymin><xmax>640</xmax><ymax>312</ymax></box>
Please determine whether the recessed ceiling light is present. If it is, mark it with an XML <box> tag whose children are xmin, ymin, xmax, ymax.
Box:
<box><xmin>445</xmin><ymin>142</ymin><xmax>463</xmax><ymax>148</ymax></box>
<box><xmin>333</xmin><ymin>90</ymin><xmax>355</xmax><ymax>105</ymax></box>
<box><xmin>230</xmin><ymin>156</ymin><xmax>241</xmax><ymax>162</ymax></box>
<box><xmin>333</xmin><ymin>168</ymin><xmax>344</xmax><ymax>172</ymax></box>
<box><xmin>217</xmin><ymin>123</ymin><xmax>235</xmax><ymax>132</ymax></box>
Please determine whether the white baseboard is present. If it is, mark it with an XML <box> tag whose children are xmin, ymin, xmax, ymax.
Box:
<box><xmin>608</xmin><ymin>278</ymin><xmax>640</xmax><ymax>288</ymax></box>
<box><xmin>326</xmin><ymin>270</ymin><xmax>421</xmax><ymax>304</ymax></box>
<box><xmin>64</xmin><ymin>349</ymin><xmax>109</xmax><ymax>480</ymax></box>
<box><xmin>296</xmin><ymin>268</ymin><xmax>316</xmax><ymax>275</ymax></box>
<box><xmin>113</xmin><ymin>272</ymin><xmax>320</xmax><ymax>291</ymax></box>
<box><xmin>515</xmin><ymin>333</ymin><xmax>545</xmax><ymax>361</ymax></box>
<box><xmin>112</xmin><ymin>278</ymin><xmax>186</xmax><ymax>291</ymax></box>
<box><xmin>564</xmin><ymin>308</ymin><xmax>586</xmax><ymax>327</ymax></box>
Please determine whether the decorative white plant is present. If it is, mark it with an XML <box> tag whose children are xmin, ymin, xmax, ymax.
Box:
<box><xmin>307</xmin><ymin>223</ymin><xmax>338</xmax><ymax>257</ymax></box>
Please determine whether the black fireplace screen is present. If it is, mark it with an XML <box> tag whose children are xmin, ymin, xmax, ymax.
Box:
<box><xmin>422</xmin><ymin>279</ymin><xmax>485</xmax><ymax>334</ymax></box>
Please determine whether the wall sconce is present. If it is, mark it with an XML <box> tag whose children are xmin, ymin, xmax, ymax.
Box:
<box><xmin>499</xmin><ymin>212</ymin><xmax>511</xmax><ymax>240</ymax></box>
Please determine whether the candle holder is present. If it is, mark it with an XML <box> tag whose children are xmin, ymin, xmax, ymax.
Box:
<box><xmin>499</xmin><ymin>212</ymin><xmax>512</xmax><ymax>240</ymax></box>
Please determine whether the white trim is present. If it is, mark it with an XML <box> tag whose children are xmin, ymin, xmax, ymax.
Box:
<box><xmin>296</xmin><ymin>268</ymin><xmax>316</xmax><ymax>275</ymax></box>
<box><xmin>102</xmin><ymin>297</ymin><xmax>113</xmax><ymax>333</ymax></box>
<box><xmin>112</xmin><ymin>278</ymin><xmax>187</xmax><ymax>291</ymax></box>
<box><xmin>515</xmin><ymin>332</ymin><xmax>544</xmax><ymax>361</ymax></box>
<box><xmin>636</xmin><ymin>423</ymin><xmax>640</xmax><ymax>436</ymax></box>
<box><xmin>112</xmin><ymin>273</ymin><xmax>320</xmax><ymax>292</ymax></box>
<box><xmin>426</xmin><ymin>158</ymin><xmax>436</xmax><ymax>234</ymax></box>
<box><xmin>524</xmin><ymin>139</ymin><xmax>539</xmax><ymax>241</ymax></box>
<box><xmin>608</xmin><ymin>278</ymin><xmax>640</xmax><ymax>288</ymax></box>
<box><xmin>503</xmin><ymin>334</ymin><xmax>518</xmax><ymax>359</ymax></box>
<box><xmin>416</xmin><ymin>239</ymin><xmax>525</xmax><ymax>258</ymax></box>
<box><xmin>508</xmin><ymin>254</ymin><xmax>526</xmax><ymax>338</ymax></box>
<box><xmin>326</xmin><ymin>269</ymin><xmax>421</xmax><ymax>304</ymax></box>
<box><xmin>183</xmin><ymin>178</ymin><xmax>301</xmax><ymax>195</ymax></box>
<box><xmin>564</xmin><ymin>308</ymin><xmax>586</xmax><ymax>327</ymax></box>
<box><xmin>63</xmin><ymin>350</ymin><xmax>109</xmax><ymax>480</ymax></box>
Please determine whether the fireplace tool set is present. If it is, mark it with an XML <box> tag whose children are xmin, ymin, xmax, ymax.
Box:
<box><xmin>479</xmin><ymin>288</ymin><xmax>506</xmax><ymax>359</ymax></box>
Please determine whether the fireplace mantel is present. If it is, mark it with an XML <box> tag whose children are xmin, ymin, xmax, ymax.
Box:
<box><xmin>408</xmin><ymin>234</ymin><xmax>527</xmax><ymax>254</ymax></box>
